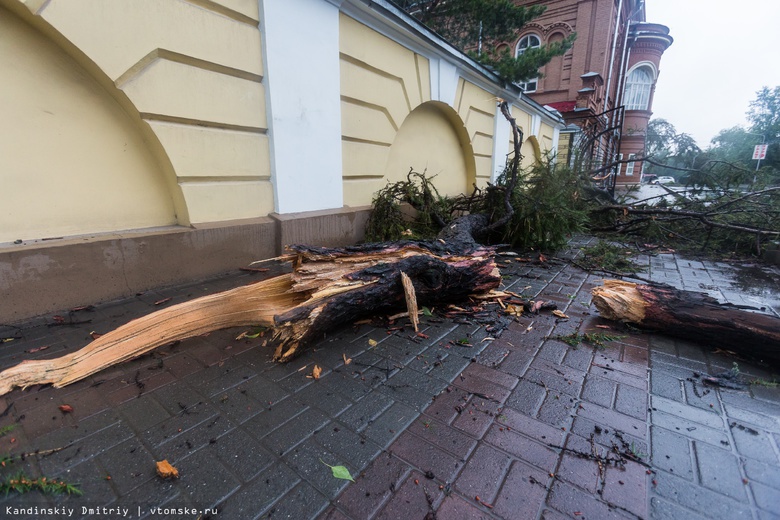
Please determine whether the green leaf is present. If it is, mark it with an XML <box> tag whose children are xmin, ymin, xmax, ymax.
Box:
<box><xmin>422</xmin><ymin>307</ymin><xmax>433</xmax><ymax>317</ymax></box>
<box><xmin>320</xmin><ymin>459</ymin><xmax>355</xmax><ymax>482</ymax></box>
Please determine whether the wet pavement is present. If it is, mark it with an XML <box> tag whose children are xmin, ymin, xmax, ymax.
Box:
<box><xmin>0</xmin><ymin>236</ymin><xmax>778</xmax><ymax>520</ymax></box>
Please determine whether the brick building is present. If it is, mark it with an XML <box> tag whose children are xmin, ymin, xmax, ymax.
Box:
<box><xmin>512</xmin><ymin>0</ymin><xmax>673</xmax><ymax>185</ymax></box>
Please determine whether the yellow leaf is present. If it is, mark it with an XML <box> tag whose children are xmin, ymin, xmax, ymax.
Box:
<box><xmin>156</xmin><ymin>460</ymin><xmax>179</xmax><ymax>479</ymax></box>
<box><xmin>552</xmin><ymin>310</ymin><xmax>569</xmax><ymax>319</ymax></box>
<box><xmin>343</xmin><ymin>353</ymin><xmax>352</xmax><ymax>365</ymax></box>
<box><xmin>312</xmin><ymin>365</ymin><xmax>322</xmax><ymax>379</ymax></box>
<box><xmin>368</xmin><ymin>339</ymin><xmax>378</xmax><ymax>347</ymax></box>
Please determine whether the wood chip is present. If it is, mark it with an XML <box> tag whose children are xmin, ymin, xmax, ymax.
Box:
<box><xmin>400</xmin><ymin>272</ymin><xmax>419</xmax><ymax>333</ymax></box>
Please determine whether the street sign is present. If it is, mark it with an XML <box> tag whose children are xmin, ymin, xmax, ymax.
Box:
<box><xmin>753</xmin><ymin>144</ymin><xmax>768</xmax><ymax>160</ymax></box>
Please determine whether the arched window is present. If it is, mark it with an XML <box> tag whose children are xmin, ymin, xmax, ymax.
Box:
<box><xmin>516</xmin><ymin>34</ymin><xmax>541</xmax><ymax>92</ymax></box>
<box><xmin>623</xmin><ymin>66</ymin><xmax>654</xmax><ymax>110</ymax></box>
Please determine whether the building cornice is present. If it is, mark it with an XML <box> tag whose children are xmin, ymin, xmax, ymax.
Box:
<box><xmin>339</xmin><ymin>0</ymin><xmax>564</xmax><ymax>127</ymax></box>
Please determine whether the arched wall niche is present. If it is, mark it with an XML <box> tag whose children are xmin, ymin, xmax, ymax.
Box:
<box><xmin>383</xmin><ymin>101</ymin><xmax>476</xmax><ymax>197</ymax></box>
<box><xmin>0</xmin><ymin>2</ymin><xmax>187</xmax><ymax>243</ymax></box>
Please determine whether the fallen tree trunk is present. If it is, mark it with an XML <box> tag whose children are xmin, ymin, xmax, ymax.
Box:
<box><xmin>592</xmin><ymin>279</ymin><xmax>780</xmax><ymax>366</ymax></box>
<box><xmin>0</xmin><ymin>241</ymin><xmax>500</xmax><ymax>396</ymax></box>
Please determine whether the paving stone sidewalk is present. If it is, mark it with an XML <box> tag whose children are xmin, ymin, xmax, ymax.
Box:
<box><xmin>0</xmin><ymin>237</ymin><xmax>778</xmax><ymax>520</ymax></box>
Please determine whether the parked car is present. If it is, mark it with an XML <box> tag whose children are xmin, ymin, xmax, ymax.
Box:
<box><xmin>653</xmin><ymin>176</ymin><xmax>676</xmax><ymax>184</ymax></box>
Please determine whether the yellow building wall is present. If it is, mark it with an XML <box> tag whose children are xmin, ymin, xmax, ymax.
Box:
<box><xmin>557</xmin><ymin>132</ymin><xmax>572</xmax><ymax>166</ymax></box>
<box><xmin>510</xmin><ymin>106</ymin><xmax>543</xmax><ymax>169</ymax></box>
<box><xmin>538</xmin><ymin>122</ymin><xmax>556</xmax><ymax>156</ymax></box>
<box><xmin>340</xmin><ymin>14</ymin><xmax>486</xmax><ymax>206</ymax></box>
<box><xmin>1</xmin><ymin>0</ymin><xmax>272</xmax><ymax>240</ymax></box>
<box><xmin>454</xmin><ymin>79</ymin><xmax>497</xmax><ymax>185</ymax></box>
<box><xmin>2</xmin><ymin>0</ymin><xmax>560</xmax><ymax>242</ymax></box>
<box><xmin>0</xmin><ymin>6</ymin><xmax>176</xmax><ymax>243</ymax></box>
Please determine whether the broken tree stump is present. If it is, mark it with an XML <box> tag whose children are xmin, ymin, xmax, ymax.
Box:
<box><xmin>592</xmin><ymin>279</ymin><xmax>780</xmax><ymax>366</ymax></box>
<box><xmin>0</xmin><ymin>241</ymin><xmax>500</xmax><ymax>396</ymax></box>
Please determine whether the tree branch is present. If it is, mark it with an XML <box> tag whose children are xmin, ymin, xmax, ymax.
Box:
<box><xmin>482</xmin><ymin>101</ymin><xmax>523</xmax><ymax>234</ymax></box>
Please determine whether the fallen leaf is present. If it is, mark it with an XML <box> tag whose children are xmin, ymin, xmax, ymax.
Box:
<box><xmin>595</xmin><ymin>325</ymin><xmax>611</xmax><ymax>329</ymax></box>
<box><xmin>236</xmin><ymin>329</ymin><xmax>264</xmax><ymax>340</ymax></box>
<box><xmin>342</xmin><ymin>354</ymin><xmax>352</xmax><ymax>365</ymax></box>
<box><xmin>154</xmin><ymin>297</ymin><xmax>172</xmax><ymax>306</ymax></box>
<box><xmin>59</xmin><ymin>404</ymin><xmax>74</xmax><ymax>414</ymax></box>
<box><xmin>89</xmin><ymin>331</ymin><xmax>103</xmax><ymax>340</ymax></box>
<box><xmin>311</xmin><ymin>365</ymin><xmax>322</xmax><ymax>380</ymax></box>
<box><xmin>530</xmin><ymin>300</ymin><xmax>544</xmax><ymax>313</ymax></box>
<box><xmin>156</xmin><ymin>460</ymin><xmax>179</xmax><ymax>479</ymax></box>
<box><xmin>320</xmin><ymin>459</ymin><xmax>354</xmax><ymax>482</ymax></box>
<box><xmin>368</xmin><ymin>339</ymin><xmax>378</xmax><ymax>347</ymax></box>
<box><xmin>552</xmin><ymin>310</ymin><xmax>569</xmax><ymax>319</ymax></box>
<box><xmin>422</xmin><ymin>307</ymin><xmax>433</xmax><ymax>317</ymax></box>
<box><xmin>27</xmin><ymin>345</ymin><xmax>49</xmax><ymax>353</ymax></box>
<box><xmin>52</xmin><ymin>315</ymin><xmax>65</xmax><ymax>323</ymax></box>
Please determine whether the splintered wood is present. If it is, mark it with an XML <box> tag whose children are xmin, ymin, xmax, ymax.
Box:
<box><xmin>0</xmin><ymin>243</ymin><xmax>500</xmax><ymax>396</ymax></box>
<box><xmin>0</xmin><ymin>273</ymin><xmax>303</xmax><ymax>395</ymax></box>
<box><xmin>590</xmin><ymin>279</ymin><xmax>648</xmax><ymax>323</ymax></box>
<box><xmin>592</xmin><ymin>279</ymin><xmax>780</xmax><ymax>367</ymax></box>
<box><xmin>400</xmin><ymin>272</ymin><xmax>419</xmax><ymax>332</ymax></box>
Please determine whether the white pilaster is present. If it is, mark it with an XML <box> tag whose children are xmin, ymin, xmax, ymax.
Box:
<box><xmin>531</xmin><ymin>114</ymin><xmax>542</xmax><ymax>138</ymax></box>
<box><xmin>260</xmin><ymin>0</ymin><xmax>343</xmax><ymax>214</ymax></box>
<box><xmin>431</xmin><ymin>58</ymin><xmax>459</xmax><ymax>107</ymax></box>
<box><xmin>551</xmin><ymin>126</ymin><xmax>561</xmax><ymax>163</ymax></box>
<box><xmin>491</xmin><ymin>103</ymin><xmax>511</xmax><ymax>181</ymax></box>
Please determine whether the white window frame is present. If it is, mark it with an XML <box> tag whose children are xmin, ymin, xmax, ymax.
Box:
<box><xmin>623</xmin><ymin>64</ymin><xmax>656</xmax><ymax>111</ymax></box>
<box><xmin>625</xmin><ymin>154</ymin><xmax>636</xmax><ymax>176</ymax></box>
<box><xmin>516</xmin><ymin>34</ymin><xmax>541</xmax><ymax>92</ymax></box>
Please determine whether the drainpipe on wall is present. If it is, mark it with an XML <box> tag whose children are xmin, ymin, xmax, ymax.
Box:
<box><xmin>611</xmin><ymin>0</ymin><xmax>645</xmax><ymax>128</ymax></box>
<box><xmin>602</xmin><ymin>0</ymin><xmax>625</xmax><ymax>115</ymax></box>
<box><xmin>478</xmin><ymin>20</ymin><xmax>483</xmax><ymax>56</ymax></box>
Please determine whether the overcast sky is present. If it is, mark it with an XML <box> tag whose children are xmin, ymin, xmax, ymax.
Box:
<box><xmin>646</xmin><ymin>0</ymin><xmax>780</xmax><ymax>148</ymax></box>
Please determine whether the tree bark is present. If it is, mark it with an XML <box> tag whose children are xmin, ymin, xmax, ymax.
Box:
<box><xmin>592</xmin><ymin>280</ymin><xmax>780</xmax><ymax>366</ymax></box>
<box><xmin>0</xmin><ymin>239</ymin><xmax>500</xmax><ymax>396</ymax></box>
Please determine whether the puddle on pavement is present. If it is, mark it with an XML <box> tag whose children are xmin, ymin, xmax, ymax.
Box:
<box><xmin>725</xmin><ymin>263</ymin><xmax>780</xmax><ymax>311</ymax></box>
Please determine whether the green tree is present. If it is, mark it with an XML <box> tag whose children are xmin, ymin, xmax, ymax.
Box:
<box><xmin>395</xmin><ymin>0</ymin><xmax>575</xmax><ymax>85</ymax></box>
<box><xmin>709</xmin><ymin>126</ymin><xmax>757</xmax><ymax>167</ymax></box>
<box><xmin>746</xmin><ymin>86</ymin><xmax>780</xmax><ymax>181</ymax></box>
<box><xmin>705</xmin><ymin>87</ymin><xmax>780</xmax><ymax>174</ymax></box>
<box><xmin>644</xmin><ymin>118</ymin><xmax>701</xmax><ymax>177</ymax></box>
<box><xmin>747</xmin><ymin>86</ymin><xmax>780</xmax><ymax>143</ymax></box>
